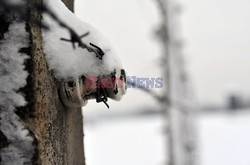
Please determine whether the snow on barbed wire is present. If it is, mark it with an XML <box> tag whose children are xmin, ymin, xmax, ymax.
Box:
<box><xmin>42</xmin><ymin>0</ymin><xmax>123</xmax><ymax>79</ymax></box>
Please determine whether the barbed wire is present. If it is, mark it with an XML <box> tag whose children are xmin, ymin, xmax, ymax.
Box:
<box><xmin>0</xmin><ymin>0</ymin><xmax>167</xmax><ymax>107</ymax></box>
<box><xmin>0</xmin><ymin>0</ymin><xmax>105</xmax><ymax>60</ymax></box>
<box><xmin>127</xmin><ymin>80</ymin><xmax>167</xmax><ymax>103</ymax></box>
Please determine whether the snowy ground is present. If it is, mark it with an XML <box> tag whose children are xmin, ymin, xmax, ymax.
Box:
<box><xmin>198</xmin><ymin>110</ymin><xmax>250</xmax><ymax>165</ymax></box>
<box><xmin>84</xmin><ymin>115</ymin><xmax>166</xmax><ymax>165</ymax></box>
<box><xmin>84</xmin><ymin>110</ymin><xmax>250</xmax><ymax>165</ymax></box>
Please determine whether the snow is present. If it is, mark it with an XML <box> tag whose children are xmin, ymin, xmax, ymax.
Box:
<box><xmin>84</xmin><ymin>115</ymin><xmax>166</xmax><ymax>165</ymax></box>
<box><xmin>42</xmin><ymin>0</ymin><xmax>123</xmax><ymax>79</ymax></box>
<box><xmin>0</xmin><ymin>23</ymin><xmax>34</xmax><ymax>165</ymax></box>
<box><xmin>84</xmin><ymin>110</ymin><xmax>250</xmax><ymax>165</ymax></box>
<box><xmin>198</xmin><ymin>111</ymin><xmax>250</xmax><ymax>165</ymax></box>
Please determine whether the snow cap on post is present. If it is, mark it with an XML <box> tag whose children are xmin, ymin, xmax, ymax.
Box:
<box><xmin>42</xmin><ymin>0</ymin><xmax>126</xmax><ymax>108</ymax></box>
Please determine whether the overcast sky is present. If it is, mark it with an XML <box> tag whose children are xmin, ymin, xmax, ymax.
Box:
<box><xmin>179</xmin><ymin>0</ymin><xmax>250</xmax><ymax>106</ymax></box>
<box><xmin>75</xmin><ymin>0</ymin><xmax>250</xmax><ymax>109</ymax></box>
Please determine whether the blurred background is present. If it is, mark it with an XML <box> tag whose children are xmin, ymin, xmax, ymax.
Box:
<box><xmin>75</xmin><ymin>0</ymin><xmax>250</xmax><ymax>164</ymax></box>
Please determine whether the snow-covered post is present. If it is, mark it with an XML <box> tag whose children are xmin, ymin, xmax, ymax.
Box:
<box><xmin>25</xmin><ymin>0</ymin><xmax>86</xmax><ymax>164</ymax></box>
<box><xmin>0</xmin><ymin>0</ymin><xmax>127</xmax><ymax>164</ymax></box>
<box><xmin>0</xmin><ymin>0</ymin><xmax>85</xmax><ymax>164</ymax></box>
<box><xmin>155</xmin><ymin>0</ymin><xmax>197</xmax><ymax>165</ymax></box>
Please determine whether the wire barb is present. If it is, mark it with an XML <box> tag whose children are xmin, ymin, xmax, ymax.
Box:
<box><xmin>89</xmin><ymin>43</ymin><xmax>105</xmax><ymax>60</ymax></box>
<box><xmin>95</xmin><ymin>79</ymin><xmax>110</xmax><ymax>109</ymax></box>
